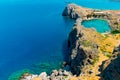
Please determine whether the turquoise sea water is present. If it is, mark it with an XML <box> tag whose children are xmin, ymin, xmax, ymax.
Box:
<box><xmin>82</xmin><ymin>19</ymin><xmax>111</xmax><ymax>33</ymax></box>
<box><xmin>70</xmin><ymin>0</ymin><xmax>120</xmax><ymax>10</ymax></box>
<box><xmin>0</xmin><ymin>0</ymin><xmax>120</xmax><ymax>80</ymax></box>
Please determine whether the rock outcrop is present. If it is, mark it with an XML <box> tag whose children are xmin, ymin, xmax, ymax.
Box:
<box><xmin>62</xmin><ymin>4</ymin><xmax>120</xmax><ymax>79</ymax></box>
<box><xmin>100</xmin><ymin>45</ymin><xmax>120</xmax><ymax>80</ymax></box>
<box><xmin>67</xmin><ymin>20</ymin><xmax>100</xmax><ymax>76</ymax></box>
<box><xmin>63</xmin><ymin>4</ymin><xmax>120</xmax><ymax>30</ymax></box>
<box><xmin>20</xmin><ymin>69</ymin><xmax>73</xmax><ymax>80</ymax></box>
<box><xmin>62</xmin><ymin>4</ymin><xmax>81</xmax><ymax>19</ymax></box>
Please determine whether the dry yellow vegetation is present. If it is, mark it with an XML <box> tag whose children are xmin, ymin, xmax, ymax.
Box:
<box><xmin>70</xmin><ymin>31</ymin><xmax>120</xmax><ymax>80</ymax></box>
<box><xmin>32</xmin><ymin>77</ymin><xmax>41</xmax><ymax>80</ymax></box>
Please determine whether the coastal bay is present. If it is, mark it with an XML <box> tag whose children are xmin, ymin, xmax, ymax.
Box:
<box><xmin>0</xmin><ymin>0</ymin><xmax>120</xmax><ymax>80</ymax></box>
<box><xmin>0</xmin><ymin>2</ymin><xmax>74</xmax><ymax>80</ymax></box>
<box><xmin>21</xmin><ymin>2</ymin><xmax>120</xmax><ymax>80</ymax></box>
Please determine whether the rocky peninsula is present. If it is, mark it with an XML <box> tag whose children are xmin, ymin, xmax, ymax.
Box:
<box><xmin>20</xmin><ymin>4</ymin><xmax>120</xmax><ymax>80</ymax></box>
<box><xmin>62</xmin><ymin>4</ymin><xmax>120</xmax><ymax>31</ymax></box>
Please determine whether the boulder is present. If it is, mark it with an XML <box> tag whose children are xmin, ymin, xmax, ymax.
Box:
<box><xmin>39</xmin><ymin>72</ymin><xmax>47</xmax><ymax>80</ymax></box>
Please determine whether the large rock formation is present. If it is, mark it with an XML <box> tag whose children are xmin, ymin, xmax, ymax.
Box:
<box><xmin>21</xmin><ymin>4</ymin><xmax>120</xmax><ymax>80</ymax></box>
<box><xmin>100</xmin><ymin>46</ymin><xmax>120</xmax><ymax>80</ymax></box>
<box><xmin>67</xmin><ymin>20</ymin><xmax>101</xmax><ymax>76</ymax></box>
<box><xmin>62</xmin><ymin>4</ymin><xmax>81</xmax><ymax>19</ymax></box>
<box><xmin>62</xmin><ymin>4</ymin><xmax>120</xmax><ymax>78</ymax></box>
<box><xmin>63</xmin><ymin>4</ymin><xmax>120</xmax><ymax>30</ymax></box>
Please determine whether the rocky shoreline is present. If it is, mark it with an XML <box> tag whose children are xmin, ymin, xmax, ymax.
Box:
<box><xmin>20</xmin><ymin>4</ymin><xmax>120</xmax><ymax>80</ymax></box>
<box><xmin>62</xmin><ymin>4</ymin><xmax>120</xmax><ymax>30</ymax></box>
<box><xmin>20</xmin><ymin>69</ymin><xmax>73</xmax><ymax>80</ymax></box>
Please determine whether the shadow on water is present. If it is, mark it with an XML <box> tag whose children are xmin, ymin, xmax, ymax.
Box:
<box><xmin>62</xmin><ymin>39</ymin><xmax>70</xmax><ymax>63</ymax></box>
<box><xmin>61</xmin><ymin>16</ymin><xmax>75</xmax><ymax>64</ymax></box>
<box><xmin>61</xmin><ymin>18</ymin><xmax>71</xmax><ymax>64</ymax></box>
<box><xmin>62</xmin><ymin>16</ymin><xmax>75</xmax><ymax>28</ymax></box>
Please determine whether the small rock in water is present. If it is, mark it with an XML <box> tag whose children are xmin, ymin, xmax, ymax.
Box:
<box><xmin>58</xmin><ymin>69</ymin><xmax>63</xmax><ymax>75</ymax></box>
<box><xmin>39</xmin><ymin>72</ymin><xmax>47</xmax><ymax>80</ymax></box>
<box><xmin>52</xmin><ymin>70</ymin><xmax>58</xmax><ymax>76</ymax></box>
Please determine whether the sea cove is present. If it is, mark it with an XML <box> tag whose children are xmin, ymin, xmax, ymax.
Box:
<box><xmin>82</xmin><ymin>19</ymin><xmax>111</xmax><ymax>33</ymax></box>
<box><xmin>0</xmin><ymin>0</ymin><xmax>120</xmax><ymax>80</ymax></box>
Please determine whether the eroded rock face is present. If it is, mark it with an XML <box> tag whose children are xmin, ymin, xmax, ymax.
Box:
<box><xmin>62</xmin><ymin>4</ymin><xmax>80</xmax><ymax>19</ymax></box>
<box><xmin>68</xmin><ymin>22</ymin><xmax>99</xmax><ymax>76</ymax></box>
<box><xmin>100</xmin><ymin>46</ymin><xmax>120</xmax><ymax>80</ymax></box>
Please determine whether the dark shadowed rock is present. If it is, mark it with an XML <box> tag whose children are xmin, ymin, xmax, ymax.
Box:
<box><xmin>68</xmin><ymin>22</ymin><xmax>99</xmax><ymax>75</ymax></box>
<box><xmin>100</xmin><ymin>46</ymin><xmax>120</xmax><ymax>80</ymax></box>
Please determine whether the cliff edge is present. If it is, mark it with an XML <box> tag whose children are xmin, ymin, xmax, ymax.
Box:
<box><xmin>20</xmin><ymin>4</ymin><xmax>120</xmax><ymax>80</ymax></box>
<box><xmin>63</xmin><ymin>4</ymin><xmax>120</xmax><ymax>80</ymax></box>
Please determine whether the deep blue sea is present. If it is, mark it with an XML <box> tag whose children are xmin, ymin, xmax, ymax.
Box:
<box><xmin>0</xmin><ymin>0</ymin><xmax>120</xmax><ymax>80</ymax></box>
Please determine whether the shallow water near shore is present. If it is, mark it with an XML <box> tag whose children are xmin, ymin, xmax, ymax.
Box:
<box><xmin>82</xmin><ymin>19</ymin><xmax>111</xmax><ymax>33</ymax></box>
<box><xmin>0</xmin><ymin>0</ymin><xmax>120</xmax><ymax>80</ymax></box>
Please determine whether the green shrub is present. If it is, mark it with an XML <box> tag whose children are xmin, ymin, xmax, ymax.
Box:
<box><xmin>111</xmin><ymin>30</ymin><xmax>120</xmax><ymax>34</ymax></box>
<box><xmin>92</xmin><ymin>58</ymin><xmax>98</xmax><ymax>65</ymax></box>
<box><xmin>106</xmin><ymin>54</ymin><xmax>112</xmax><ymax>58</ymax></box>
<box><xmin>82</xmin><ymin>40</ymin><xmax>93</xmax><ymax>48</ymax></box>
<box><xmin>114</xmin><ymin>22</ymin><xmax>118</xmax><ymax>25</ymax></box>
<box><xmin>92</xmin><ymin>56</ymin><xmax>99</xmax><ymax>65</ymax></box>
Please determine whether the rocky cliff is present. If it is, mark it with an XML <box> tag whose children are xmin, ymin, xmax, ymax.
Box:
<box><xmin>63</xmin><ymin>4</ymin><xmax>120</xmax><ymax>30</ymax></box>
<box><xmin>20</xmin><ymin>4</ymin><xmax>120</xmax><ymax>80</ymax></box>
<box><xmin>100</xmin><ymin>46</ymin><xmax>120</xmax><ymax>80</ymax></box>
<box><xmin>68</xmin><ymin>22</ymin><xmax>100</xmax><ymax>76</ymax></box>
<box><xmin>63</xmin><ymin>4</ymin><xmax>120</xmax><ymax>80</ymax></box>
<box><xmin>62</xmin><ymin>4</ymin><xmax>81</xmax><ymax>19</ymax></box>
